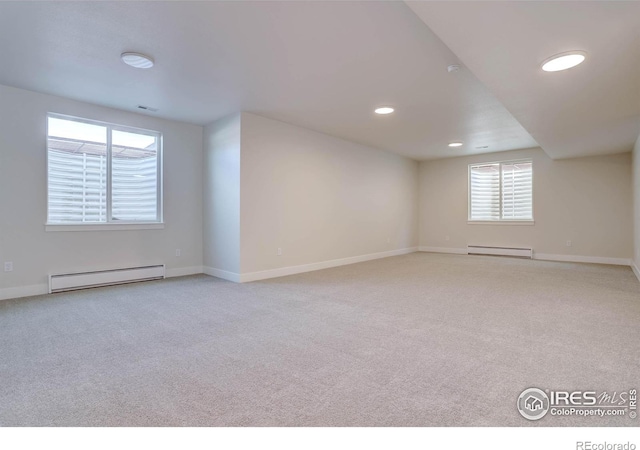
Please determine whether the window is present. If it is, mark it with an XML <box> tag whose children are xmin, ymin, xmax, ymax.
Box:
<box><xmin>47</xmin><ymin>114</ymin><xmax>162</xmax><ymax>225</ymax></box>
<box><xmin>469</xmin><ymin>160</ymin><xmax>532</xmax><ymax>222</ymax></box>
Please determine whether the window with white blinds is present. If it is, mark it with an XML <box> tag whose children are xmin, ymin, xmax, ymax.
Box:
<box><xmin>469</xmin><ymin>160</ymin><xmax>532</xmax><ymax>222</ymax></box>
<box><xmin>47</xmin><ymin>114</ymin><xmax>162</xmax><ymax>224</ymax></box>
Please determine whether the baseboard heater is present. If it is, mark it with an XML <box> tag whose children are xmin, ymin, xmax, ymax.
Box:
<box><xmin>467</xmin><ymin>245</ymin><xmax>532</xmax><ymax>259</ymax></box>
<box><xmin>49</xmin><ymin>265</ymin><xmax>165</xmax><ymax>294</ymax></box>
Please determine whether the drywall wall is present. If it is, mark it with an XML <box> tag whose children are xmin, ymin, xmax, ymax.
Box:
<box><xmin>238</xmin><ymin>112</ymin><xmax>419</xmax><ymax>276</ymax></box>
<box><xmin>633</xmin><ymin>134</ymin><xmax>640</xmax><ymax>278</ymax></box>
<box><xmin>419</xmin><ymin>147</ymin><xmax>633</xmax><ymax>263</ymax></box>
<box><xmin>203</xmin><ymin>113</ymin><xmax>241</xmax><ymax>276</ymax></box>
<box><xmin>0</xmin><ymin>84</ymin><xmax>203</xmax><ymax>299</ymax></box>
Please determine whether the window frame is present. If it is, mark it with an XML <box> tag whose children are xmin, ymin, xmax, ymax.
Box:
<box><xmin>45</xmin><ymin>113</ymin><xmax>164</xmax><ymax>231</ymax></box>
<box><xmin>467</xmin><ymin>158</ymin><xmax>534</xmax><ymax>225</ymax></box>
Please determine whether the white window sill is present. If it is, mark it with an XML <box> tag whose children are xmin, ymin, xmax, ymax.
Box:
<box><xmin>467</xmin><ymin>220</ymin><xmax>535</xmax><ymax>226</ymax></box>
<box><xmin>45</xmin><ymin>223</ymin><xmax>165</xmax><ymax>232</ymax></box>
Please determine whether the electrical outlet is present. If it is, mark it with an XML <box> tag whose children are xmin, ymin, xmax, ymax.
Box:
<box><xmin>175</xmin><ymin>249</ymin><xmax>181</xmax><ymax>257</ymax></box>
<box><xmin>277</xmin><ymin>248</ymin><xmax>282</xmax><ymax>256</ymax></box>
<box><xmin>566</xmin><ymin>240</ymin><xmax>572</xmax><ymax>247</ymax></box>
<box><xmin>4</xmin><ymin>261</ymin><xmax>13</xmax><ymax>272</ymax></box>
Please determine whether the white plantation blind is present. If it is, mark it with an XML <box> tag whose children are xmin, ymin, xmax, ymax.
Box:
<box><xmin>48</xmin><ymin>149</ymin><xmax>107</xmax><ymax>223</ymax></box>
<box><xmin>112</xmin><ymin>155</ymin><xmax>158</xmax><ymax>221</ymax></box>
<box><xmin>111</xmin><ymin>128</ymin><xmax>159</xmax><ymax>222</ymax></box>
<box><xmin>469</xmin><ymin>164</ymin><xmax>500</xmax><ymax>220</ymax></box>
<box><xmin>47</xmin><ymin>115</ymin><xmax>161</xmax><ymax>224</ymax></box>
<box><xmin>469</xmin><ymin>160</ymin><xmax>533</xmax><ymax>221</ymax></box>
<box><xmin>501</xmin><ymin>161</ymin><xmax>532</xmax><ymax>220</ymax></box>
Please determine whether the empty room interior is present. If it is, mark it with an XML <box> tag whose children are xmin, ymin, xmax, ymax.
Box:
<box><xmin>1</xmin><ymin>1</ymin><xmax>640</xmax><ymax>429</ymax></box>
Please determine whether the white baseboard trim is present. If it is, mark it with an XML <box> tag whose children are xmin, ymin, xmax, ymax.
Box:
<box><xmin>204</xmin><ymin>247</ymin><xmax>418</xmax><ymax>283</ymax></box>
<box><xmin>631</xmin><ymin>260</ymin><xmax>640</xmax><ymax>282</ymax></box>
<box><xmin>239</xmin><ymin>247</ymin><xmax>419</xmax><ymax>283</ymax></box>
<box><xmin>203</xmin><ymin>266</ymin><xmax>242</xmax><ymax>283</ymax></box>
<box><xmin>165</xmin><ymin>266</ymin><xmax>203</xmax><ymax>278</ymax></box>
<box><xmin>0</xmin><ymin>283</ymin><xmax>48</xmax><ymax>301</ymax></box>
<box><xmin>533</xmin><ymin>253</ymin><xmax>631</xmax><ymax>266</ymax></box>
<box><xmin>418</xmin><ymin>247</ymin><xmax>632</xmax><ymax>267</ymax></box>
<box><xmin>418</xmin><ymin>246</ymin><xmax>467</xmax><ymax>255</ymax></box>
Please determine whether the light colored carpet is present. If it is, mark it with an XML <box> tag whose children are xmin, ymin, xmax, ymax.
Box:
<box><xmin>0</xmin><ymin>253</ymin><xmax>638</xmax><ymax>427</ymax></box>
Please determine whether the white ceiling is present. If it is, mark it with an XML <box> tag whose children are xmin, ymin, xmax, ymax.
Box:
<box><xmin>406</xmin><ymin>1</ymin><xmax>640</xmax><ymax>160</ymax></box>
<box><xmin>0</xmin><ymin>1</ymin><xmax>537</xmax><ymax>160</ymax></box>
<box><xmin>0</xmin><ymin>2</ymin><xmax>637</xmax><ymax>161</ymax></box>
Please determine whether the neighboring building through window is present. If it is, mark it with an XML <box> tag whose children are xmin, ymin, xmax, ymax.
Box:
<box><xmin>47</xmin><ymin>114</ymin><xmax>162</xmax><ymax>224</ymax></box>
<box><xmin>468</xmin><ymin>160</ymin><xmax>533</xmax><ymax>222</ymax></box>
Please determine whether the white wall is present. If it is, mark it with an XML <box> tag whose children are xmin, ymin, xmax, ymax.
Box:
<box><xmin>3</xmin><ymin>84</ymin><xmax>633</xmax><ymax>296</ymax></box>
<box><xmin>201</xmin><ymin>112</ymin><xmax>419</xmax><ymax>280</ymax></box>
<box><xmin>633</xmin><ymin>134</ymin><xmax>640</xmax><ymax>278</ymax></box>
<box><xmin>419</xmin><ymin>147</ymin><xmax>633</xmax><ymax>263</ymax></box>
<box><xmin>0</xmin><ymin>85</ymin><xmax>203</xmax><ymax>299</ymax></box>
<box><xmin>203</xmin><ymin>113</ymin><xmax>241</xmax><ymax>275</ymax></box>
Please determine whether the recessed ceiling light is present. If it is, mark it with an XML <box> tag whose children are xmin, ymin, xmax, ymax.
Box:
<box><xmin>374</xmin><ymin>107</ymin><xmax>394</xmax><ymax>115</ymax></box>
<box><xmin>448</xmin><ymin>142</ymin><xmax>463</xmax><ymax>148</ymax></box>
<box><xmin>121</xmin><ymin>52</ymin><xmax>154</xmax><ymax>69</ymax></box>
<box><xmin>541</xmin><ymin>51</ymin><xmax>586</xmax><ymax>72</ymax></box>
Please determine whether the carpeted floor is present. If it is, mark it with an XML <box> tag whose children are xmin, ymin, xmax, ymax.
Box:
<box><xmin>0</xmin><ymin>253</ymin><xmax>639</xmax><ymax>427</ymax></box>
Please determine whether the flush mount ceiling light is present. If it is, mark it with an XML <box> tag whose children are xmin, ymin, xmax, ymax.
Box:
<box><xmin>374</xmin><ymin>107</ymin><xmax>395</xmax><ymax>115</ymax></box>
<box><xmin>541</xmin><ymin>51</ymin><xmax>586</xmax><ymax>72</ymax></box>
<box><xmin>121</xmin><ymin>52</ymin><xmax>154</xmax><ymax>69</ymax></box>
<box><xmin>448</xmin><ymin>142</ymin><xmax>463</xmax><ymax>148</ymax></box>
